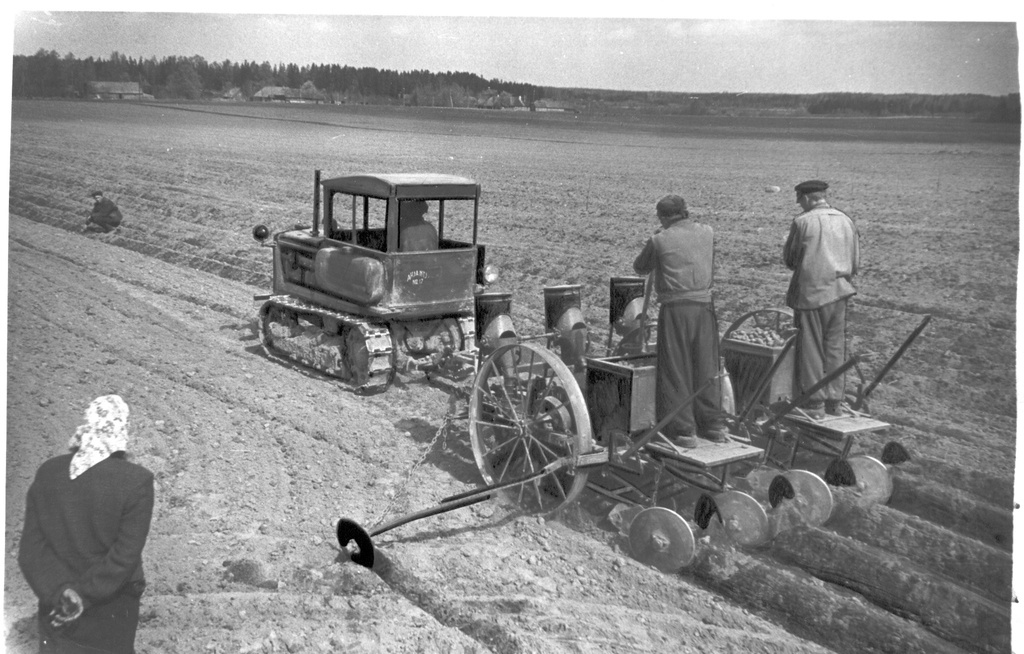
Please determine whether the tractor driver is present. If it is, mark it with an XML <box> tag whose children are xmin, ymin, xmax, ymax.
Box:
<box><xmin>398</xmin><ymin>200</ymin><xmax>439</xmax><ymax>251</ymax></box>
<box><xmin>633</xmin><ymin>194</ymin><xmax>727</xmax><ymax>449</ymax></box>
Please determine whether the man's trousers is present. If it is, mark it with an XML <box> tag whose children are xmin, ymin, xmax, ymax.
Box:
<box><xmin>794</xmin><ymin>298</ymin><xmax>849</xmax><ymax>404</ymax></box>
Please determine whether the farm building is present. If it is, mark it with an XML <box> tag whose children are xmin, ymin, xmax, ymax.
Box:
<box><xmin>533</xmin><ymin>99</ymin><xmax>577</xmax><ymax>113</ymax></box>
<box><xmin>476</xmin><ymin>90</ymin><xmax>528</xmax><ymax>110</ymax></box>
<box><xmin>220</xmin><ymin>87</ymin><xmax>245</xmax><ymax>101</ymax></box>
<box><xmin>251</xmin><ymin>85</ymin><xmax>327</xmax><ymax>103</ymax></box>
<box><xmin>85</xmin><ymin>81</ymin><xmax>144</xmax><ymax>100</ymax></box>
<box><xmin>252</xmin><ymin>86</ymin><xmax>299</xmax><ymax>102</ymax></box>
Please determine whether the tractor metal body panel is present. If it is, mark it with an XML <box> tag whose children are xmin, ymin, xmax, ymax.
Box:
<box><xmin>272</xmin><ymin>230</ymin><xmax>477</xmax><ymax>319</ymax></box>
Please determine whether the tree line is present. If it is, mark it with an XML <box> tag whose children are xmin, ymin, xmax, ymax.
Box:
<box><xmin>11</xmin><ymin>49</ymin><xmax>1021</xmax><ymax>122</ymax></box>
<box><xmin>11</xmin><ymin>50</ymin><xmax>541</xmax><ymax>105</ymax></box>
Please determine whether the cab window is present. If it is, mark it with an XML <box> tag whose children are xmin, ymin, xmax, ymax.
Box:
<box><xmin>329</xmin><ymin>194</ymin><xmax>387</xmax><ymax>251</ymax></box>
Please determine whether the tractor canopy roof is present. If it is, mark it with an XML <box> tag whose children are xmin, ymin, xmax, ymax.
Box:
<box><xmin>321</xmin><ymin>173</ymin><xmax>480</xmax><ymax>200</ymax></box>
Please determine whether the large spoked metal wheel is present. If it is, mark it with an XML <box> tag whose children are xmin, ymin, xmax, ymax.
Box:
<box><xmin>469</xmin><ymin>342</ymin><xmax>593</xmax><ymax>514</ymax></box>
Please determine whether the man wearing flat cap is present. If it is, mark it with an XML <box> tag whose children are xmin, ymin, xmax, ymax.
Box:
<box><xmin>783</xmin><ymin>180</ymin><xmax>860</xmax><ymax>419</ymax></box>
<box><xmin>85</xmin><ymin>191</ymin><xmax>123</xmax><ymax>233</ymax></box>
<box><xmin>634</xmin><ymin>194</ymin><xmax>728</xmax><ymax>448</ymax></box>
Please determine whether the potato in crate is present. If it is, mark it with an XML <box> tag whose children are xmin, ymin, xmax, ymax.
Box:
<box><xmin>721</xmin><ymin>309</ymin><xmax>797</xmax><ymax>414</ymax></box>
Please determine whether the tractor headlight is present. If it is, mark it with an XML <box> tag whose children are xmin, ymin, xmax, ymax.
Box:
<box><xmin>483</xmin><ymin>264</ymin><xmax>500</xmax><ymax>284</ymax></box>
<box><xmin>252</xmin><ymin>224</ymin><xmax>271</xmax><ymax>242</ymax></box>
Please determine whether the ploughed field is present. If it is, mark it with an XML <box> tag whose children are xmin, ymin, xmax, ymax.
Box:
<box><xmin>5</xmin><ymin>100</ymin><xmax>1018</xmax><ymax>653</ymax></box>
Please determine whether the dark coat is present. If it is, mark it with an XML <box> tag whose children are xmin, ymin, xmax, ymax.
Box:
<box><xmin>18</xmin><ymin>453</ymin><xmax>154</xmax><ymax>611</ymax></box>
<box><xmin>89</xmin><ymin>197</ymin><xmax>123</xmax><ymax>228</ymax></box>
<box><xmin>633</xmin><ymin>218</ymin><xmax>715</xmax><ymax>304</ymax></box>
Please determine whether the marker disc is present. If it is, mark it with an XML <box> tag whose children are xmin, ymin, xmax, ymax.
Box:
<box><xmin>782</xmin><ymin>469</ymin><xmax>835</xmax><ymax>527</ymax></box>
<box><xmin>714</xmin><ymin>490</ymin><xmax>771</xmax><ymax>547</ymax></box>
<box><xmin>847</xmin><ymin>455</ymin><xmax>894</xmax><ymax>504</ymax></box>
<box><xmin>629</xmin><ymin>507</ymin><xmax>696</xmax><ymax>572</ymax></box>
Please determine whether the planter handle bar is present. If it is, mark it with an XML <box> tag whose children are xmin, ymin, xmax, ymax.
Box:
<box><xmin>763</xmin><ymin>355</ymin><xmax>861</xmax><ymax>430</ymax></box>
<box><xmin>851</xmin><ymin>314</ymin><xmax>931</xmax><ymax>410</ymax></box>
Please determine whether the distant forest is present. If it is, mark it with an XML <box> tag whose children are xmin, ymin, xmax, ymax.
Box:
<box><xmin>12</xmin><ymin>49</ymin><xmax>1022</xmax><ymax>122</ymax></box>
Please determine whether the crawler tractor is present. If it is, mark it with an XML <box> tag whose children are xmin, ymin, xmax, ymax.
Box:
<box><xmin>252</xmin><ymin>171</ymin><xmax>519</xmax><ymax>392</ymax></box>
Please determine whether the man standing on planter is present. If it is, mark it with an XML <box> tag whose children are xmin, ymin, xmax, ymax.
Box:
<box><xmin>633</xmin><ymin>194</ymin><xmax>727</xmax><ymax>449</ymax></box>
<box><xmin>783</xmin><ymin>180</ymin><xmax>860</xmax><ymax>419</ymax></box>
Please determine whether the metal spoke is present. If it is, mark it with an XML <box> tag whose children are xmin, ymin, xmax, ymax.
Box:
<box><xmin>528</xmin><ymin>477</ymin><xmax>544</xmax><ymax>507</ymax></box>
<box><xmin>529</xmin><ymin>397</ymin><xmax>570</xmax><ymax>426</ymax></box>
<box><xmin>496</xmin><ymin>437</ymin><xmax>524</xmax><ymax>482</ymax></box>
<box><xmin>515</xmin><ymin>444</ymin><xmax>539</xmax><ymax>506</ymax></box>
<box><xmin>529</xmin><ymin>441</ymin><xmax>572</xmax><ymax>501</ymax></box>
<box><xmin>522</xmin><ymin>348</ymin><xmax>541</xmax><ymax>412</ymax></box>
<box><xmin>480</xmin><ymin>359</ymin><xmax>521</xmax><ymax>424</ymax></box>
<box><xmin>482</xmin><ymin>430</ymin><xmax>521</xmax><ymax>460</ymax></box>
<box><xmin>469</xmin><ymin>342</ymin><xmax>593</xmax><ymax>514</ymax></box>
<box><xmin>525</xmin><ymin>433</ymin><xmax>566</xmax><ymax>462</ymax></box>
<box><xmin>546</xmin><ymin>469</ymin><xmax>570</xmax><ymax>500</ymax></box>
<box><xmin>475</xmin><ymin>418</ymin><xmax>518</xmax><ymax>432</ymax></box>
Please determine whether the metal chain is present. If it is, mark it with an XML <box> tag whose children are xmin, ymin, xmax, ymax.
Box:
<box><xmin>369</xmin><ymin>391</ymin><xmax>468</xmax><ymax>529</ymax></box>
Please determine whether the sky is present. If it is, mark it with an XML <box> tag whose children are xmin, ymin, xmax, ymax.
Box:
<box><xmin>8</xmin><ymin>6</ymin><xmax>1022</xmax><ymax>96</ymax></box>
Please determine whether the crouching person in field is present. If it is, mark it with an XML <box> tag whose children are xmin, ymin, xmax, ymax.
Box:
<box><xmin>19</xmin><ymin>395</ymin><xmax>154</xmax><ymax>654</ymax></box>
<box><xmin>85</xmin><ymin>190</ymin><xmax>123</xmax><ymax>232</ymax></box>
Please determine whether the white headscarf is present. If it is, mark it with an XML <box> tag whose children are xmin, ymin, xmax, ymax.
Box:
<box><xmin>68</xmin><ymin>395</ymin><xmax>130</xmax><ymax>480</ymax></box>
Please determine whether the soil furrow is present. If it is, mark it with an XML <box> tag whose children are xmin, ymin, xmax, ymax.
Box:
<box><xmin>8</xmin><ymin>100</ymin><xmax>1015</xmax><ymax>654</ymax></box>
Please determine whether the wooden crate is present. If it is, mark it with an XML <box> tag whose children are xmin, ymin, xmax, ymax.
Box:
<box><xmin>585</xmin><ymin>354</ymin><xmax>657</xmax><ymax>440</ymax></box>
<box><xmin>721</xmin><ymin>338</ymin><xmax>795</xmax><ymax>411</ymax></box>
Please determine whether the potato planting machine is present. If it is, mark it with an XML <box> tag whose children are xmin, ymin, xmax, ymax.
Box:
<box><xmin>335</xmin><ymin>271</ymin><xmax>929</xmax><ymax>573</ymax></box>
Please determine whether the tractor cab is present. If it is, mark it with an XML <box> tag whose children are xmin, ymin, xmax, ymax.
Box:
<box><xmin>257</xmin><ymin>171</ymin><xmax>493</xmax><ymax>319</ymax></box>
<box><xmin>321</xmin><ymin>173</ymin><xmax>479</xmax><ymax>255</ymax></box>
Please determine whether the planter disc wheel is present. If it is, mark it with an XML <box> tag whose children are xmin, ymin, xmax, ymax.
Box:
<box><xmin>714</xmin><ymin>490</ymin><xmax>771</xmax><ymax>547</ymax></box>
<box><xmin>847</xmin><ymin>455</ymin><xmax>894</xmax><ymax>504</ymax></box>
<box><xmin>629</xmin><ymin>507</ymin><xmax>696</xmax><ymax>572</ymax></box>
<box><xmin>469</xmin><ymin>342</ymin><xmax>593</xmax><ymax>514</ymax></box>
<box><xmin>780</xmin><ymin>469</ymin><xmax>835</xmax><ymax>527</ymax></box>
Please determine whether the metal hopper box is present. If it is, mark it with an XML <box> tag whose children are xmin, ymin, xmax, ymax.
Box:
<box><xmin>585</xmin><ymin>354</ymin><xmax>657</xmax><ymax>441</ymax></box>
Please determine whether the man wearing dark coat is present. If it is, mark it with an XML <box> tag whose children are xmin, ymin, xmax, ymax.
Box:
<box><xmin>19</xmin><ymin>395</ymin><xmax>154</xmax><ymax>653</ymax></box>
<box><xmin>85</xmin><ymin>190</ymin><xmax>123</xmax><ymax>232</ymax></box>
